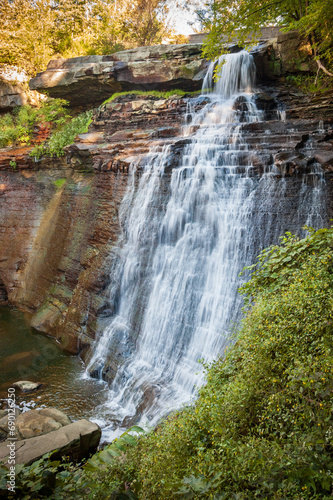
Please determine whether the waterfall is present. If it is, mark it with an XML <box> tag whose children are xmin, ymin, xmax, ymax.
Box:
<box><xmin>87</xmin><ymin>50</ymin><xmax>325</xmax><ymax>435</ymax></box>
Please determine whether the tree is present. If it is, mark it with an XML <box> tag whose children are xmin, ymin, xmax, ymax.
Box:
<box><xmin>201</xmin><ymin>0</ymin><xmax>333</xmax><ymax>77</ymax></box>
<box><xmin>120</xmin><ymin>0</ymin><xmax>170</xmax><ymax>47</ymax></box>
<box><xmin>0</xmin><ymin>0</ymin><xmax>55</xmax><ymax>74</ymax></box>
<box><xmin>0</xmin><ymin>0</ymin><xmax>179</xmax><ymax>75</ymax></box>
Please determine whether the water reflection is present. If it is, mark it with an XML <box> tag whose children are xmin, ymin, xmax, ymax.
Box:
<box><xmin>0</xmin><ymin>306</ymin><xmax>108</xmax><ymax>422</ymax></box>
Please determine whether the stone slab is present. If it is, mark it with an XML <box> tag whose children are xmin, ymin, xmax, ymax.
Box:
<box><xmin>0</xmin><ymin>419</ymin><xmax>101</xmax><ymax>465</ymax></box>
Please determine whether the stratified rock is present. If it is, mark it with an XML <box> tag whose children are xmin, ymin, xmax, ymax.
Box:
<box><xmin>0</xmin><ymin>65</ymin><xmax>44</xmax><ymax>112</ymax></box>
<box><xmin>29</xmin><ymin>44</ymin><xmax>208</xmax><ymax>107</ymax></box>
<box><xmin>0</xmin><ymin>419</ymin><xmax>101</xmax><ymax>465</ymax></box>
<box><xmin>273</xmin><ymin>151</ymin><xmax>315</xmax><ymax>176</ymax></box>
<box><xmin>0</xmin><ymin>83</ymin><xmax>332</xmax><ymax>367</ymax></box>
<box><xmin>12</xmin><ymin>381</ymin><xmax>42</xmax><ymax>393</ymax></box>
<box><xmin>13</xmin><ymin>408</ymin><xmax>71</xmax><ymax>439</ymax></box>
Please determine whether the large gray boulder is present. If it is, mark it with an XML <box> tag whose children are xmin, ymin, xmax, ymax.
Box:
<box><xmin>29</xmin><ymin>44</ymin><xmax>208</xmax><ymax>107</ymax></box>
<box><xmin>0</xmin><ymin>419</ymin><xmax>101</xmax><ymax>465</ymax></box>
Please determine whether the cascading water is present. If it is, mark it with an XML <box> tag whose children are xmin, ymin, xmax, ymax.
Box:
<box><xmin>88</xmin><ymin>50</ymin><xmax>325</xmax><ymax>435</ymax></box>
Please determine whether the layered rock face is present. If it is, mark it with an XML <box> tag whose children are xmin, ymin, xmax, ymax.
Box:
<box><xmin>0</xmin><ymin>96</ymin><xmax>188</xmax><ymax>354</ymax></box>
<box><xmin>29</xmin><ymin>44</ymin><xmax>208</xmax><ymax>107</ymax></box>
<box><xmin>1</xmin><ymin>88</ymin><xmax>332</xmax><ymax>361</ymax></box>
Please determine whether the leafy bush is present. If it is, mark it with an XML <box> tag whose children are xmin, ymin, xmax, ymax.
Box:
<box><xmin>285</xmin><ymin>74</ymin><xmax>332</xmax><ymax>94</ymax></box>
<box><xmin>101</xmin><ymin>226</ymin><xmax>333</xmax><ymax>499</ymax></box>
<box><xmin>31</xmin><ymin>111</ymin><xmax>93</xmax><ymax>158</ymax></box>
<box><xmin>0</xmin><ymin>99</ymin><xmax>70</xmax><ymax>148</ymax></box>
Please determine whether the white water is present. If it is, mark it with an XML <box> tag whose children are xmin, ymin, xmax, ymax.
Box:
<box><xmin>88</xmin><ymin>51</ymin><xmax>325</xmax><ymax>436</ymax></box>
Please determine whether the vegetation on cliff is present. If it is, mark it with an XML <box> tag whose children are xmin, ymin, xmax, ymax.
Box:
<box><xmin>0</xmin><ymin>98</ymin><xmax>92</xmax><ymax>157</ymax></box>
<box><xmin>3</xmin><ymin>225</ymin><xmax>333</xmax><ymax>499</ymax></box>
<box><xmin>200</xmin><ymin>0</ymin><xmax>333</xmax><ymax>78</ymax></box>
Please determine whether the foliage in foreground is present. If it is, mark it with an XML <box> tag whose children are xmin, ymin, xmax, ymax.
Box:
<box><xmin>3</xmin><ymin>226</ymin><xmax>333</xmax><ymax>499</ymax></box>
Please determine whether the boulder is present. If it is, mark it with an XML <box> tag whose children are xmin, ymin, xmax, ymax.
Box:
<box><xmin>14</xmin><ymin>408</ymin><xmax>71</xmax><ymax>439</ymax></box>
<box><xmin>12</xmin><ymin>381</ymin><xmax>42</xmax><ymax>393</ymax></box>
<box><xmin>0</xmin><ymin>408</ymin><xmax>21</xmax><ymax>440</ymax></box>
<box><xmin>0</xmin><ymin>408</ymin><xmax>71</xmax><ymax>441</ymax></box>
<box><xmin>29</xmin><ymin>44</ymin><xmax>208</xmax><ymax>107</ymax></box>
<box><xmin>0</xmin><ymin>419</ymin><xmax>101</xmax><ymax>465</ymax></box>
<box><xmin>0</xmin><ymin>65</ymin><xmax>44</xmax><ymax>112</ymax></box>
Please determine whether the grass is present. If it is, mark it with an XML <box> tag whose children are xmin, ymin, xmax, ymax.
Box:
<box><xmin>101</xmin><ymin>89</ymin><xmax>201</xmax><ymax>105</ymax></box>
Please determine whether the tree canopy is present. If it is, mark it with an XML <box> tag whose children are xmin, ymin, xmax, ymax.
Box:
<box><xmin>0</xmin><ymin>0</ymin><xmax>184</xmax><ymax>75</ymax></box>
<box><xmin>200</xmin><ymin>0</ymin><xmax>333</xmax><ymax>76</ymax></box>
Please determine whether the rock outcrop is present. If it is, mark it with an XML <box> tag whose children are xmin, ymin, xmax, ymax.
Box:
<box><xmin>0</xmin><ymin>408</ymin><xmax>71</xmax><ymax>441</ymax></box>
<box><xmin>12</xmin><ymin>381</ymin><xmax>42</xmax><ymax>393</ymax></box>
<box><xmin>0</xmin><ymin>418</ymin><xmax>101</xmax><ymax>465</ymax></box>
<box><xmin>29</xmin><ymin>32</ymin><xmax>319</xmax><ymax>109</ymax></box>
<box><xmin>0</xmin><ymin>95</ymin><xmax>188</xmax><ymax>353</ymax></box>
<box><xmin>254</xmin><ymin>30</ymin><xmax>317</xmax><ymax>83</ymax></box>
<box><xmin>29</xmin><ymin>44</ymin><xmax>208</xmax><ymax>107</ymax></box>
<box><xmin>0</xmin><ymin>65</ymin><xmax>44</xmax><ymax>112</ymax></box>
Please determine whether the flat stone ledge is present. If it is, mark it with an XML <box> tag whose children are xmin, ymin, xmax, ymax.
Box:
<box><xmin>0</xmin><ymin>419</ymin><xmax>101</xmax><ymax>466</ymax></box>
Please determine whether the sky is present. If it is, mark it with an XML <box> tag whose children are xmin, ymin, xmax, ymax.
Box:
<box><xmin>167</xmin><ymin>1</ymin><xmax>203</xmax><ymax>35</ymax></box>
<box><xmin>173</xmin><ymin>8</ymin><xmax>200</xmax><ymax>35</ymax></box>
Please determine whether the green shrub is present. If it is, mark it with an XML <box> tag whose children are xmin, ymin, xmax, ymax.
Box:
<box><xmin>0</xmin><ymin>99</ymin><xmax>70</xmax><ymax>148</ymax></box>
<box><xmin>285</xmin><ymin>74</ymin><xmax>332</xmax><ymax>94</ymax></box>
<box><xmin>30</xmin><ymin>110</ymin><xmax>93</xmax><ymax>158</ymax></box>
<box><xmin>104</xmin><ymin>226</ymin><xmax>333</xmax><ymax>499</ymax></box>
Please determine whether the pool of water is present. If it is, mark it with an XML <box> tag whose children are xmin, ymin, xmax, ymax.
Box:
<box><xmin>0</xmin><ymin>306</ymin><xmax>110</xmax><ymax>428</ymax></box>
